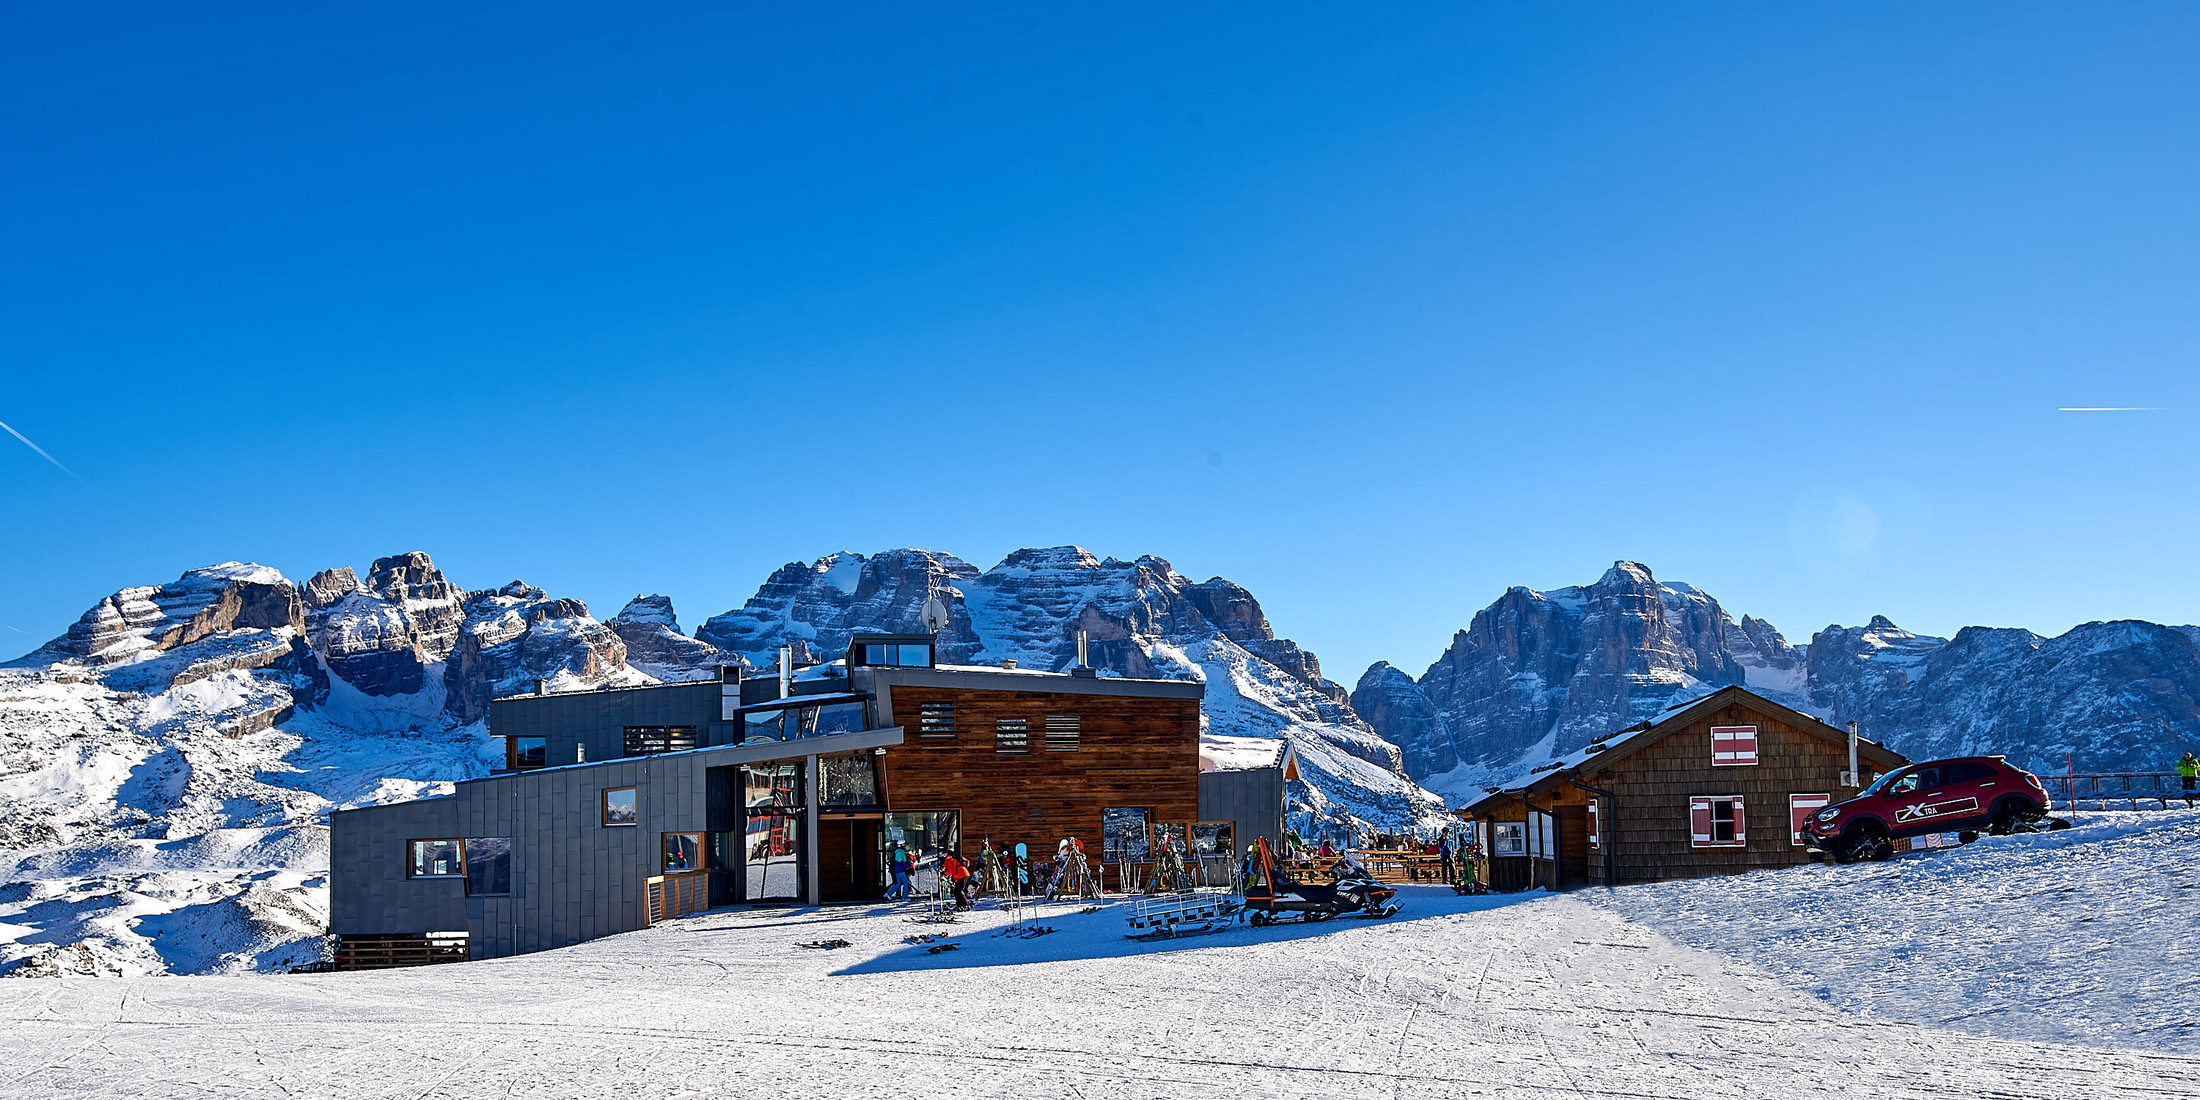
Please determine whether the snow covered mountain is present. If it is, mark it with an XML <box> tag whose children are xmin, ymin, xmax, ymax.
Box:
<box><xmin>1358</xmin><ymin>561</ymin><xmax>2200</xmax><ymax>797</ymax></box>
<box><xmin>0</xmin><ymin>554</ymin><xmax>645</xmax><ymax>977</ymax></box>
<box><xmin>693</xmin><ymin>547</ymin><xmax>1445</xmax><ymax>835</ymax></box>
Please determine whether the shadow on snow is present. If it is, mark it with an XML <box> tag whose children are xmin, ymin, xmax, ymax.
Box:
<box><xmin>826</xmin><ymin>885</ymin><xmax>1547</xmax><ymax>975</ymax></box>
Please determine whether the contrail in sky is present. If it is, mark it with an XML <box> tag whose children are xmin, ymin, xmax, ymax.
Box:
<box><xmin>2057</xmin><ymin>407</ymin><xmax>2159</xmax><ymax>412</ymax></box>
<box><xmin>0</xmin><ymin>417</ymin><xmax>74</xmax><ymax>476</ymax></box>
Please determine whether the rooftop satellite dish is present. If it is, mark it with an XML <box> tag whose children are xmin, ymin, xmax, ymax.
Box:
<box><xmin>920</xmin><ymin>596</ymin><xmax>951</xmax><ymax>634</ymax></box>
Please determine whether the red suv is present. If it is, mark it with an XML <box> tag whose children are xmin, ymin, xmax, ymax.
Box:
<box><xmin>1800</xmin><ymin>756</ymin><xmax>2052</xmax><ymax>864</ymax></box>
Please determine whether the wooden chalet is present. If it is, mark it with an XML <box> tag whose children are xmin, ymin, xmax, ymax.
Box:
<box><xmin>1456</xmin><ymin>686</ymin><xmax>1908</xmax><ymax>890</ymax></box>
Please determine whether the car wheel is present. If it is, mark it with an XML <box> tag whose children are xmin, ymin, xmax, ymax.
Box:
<box><xmin>1988</xmin><ymin>798</ymin><xmax>2030</xmax><ymax>836</ymax></box>
<box><xmin>1957</xmin><ymin>831</ymin><xmax>1979</xmax><ymax>844</ymax></box>
<box><xmin>1836</xmin><ymin>824</ymin><xmax>1884</xmax><ymax>865</ymax></box>
<box><xmin>1872</xmin><ymin>840</ymin><xmax>1896</xmax><ymax>861</ymax></box>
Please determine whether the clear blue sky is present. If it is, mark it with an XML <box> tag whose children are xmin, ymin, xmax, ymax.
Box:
<box><xmin>5</xmin><ymin>4</ymin><xmax>2198</xmax><ymax>680</ymax></box>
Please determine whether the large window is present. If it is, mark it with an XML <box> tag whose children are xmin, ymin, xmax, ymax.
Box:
<box><xmin>1103</xmin><ymin>807</ymin><xmax>1150</xmax><ymax>862</ymax></box>
<box><xmin>861</xmin><ymin>642</ymin><xmax>933</xmax><ymax>667</ymax></box>
<box><xmin>408</xmin><ymin>838</ymin><xmax>511</xmax><ymax>896</ymax></box>
<box><xmin>624</xmin><ymin>726</ymin><xmax>696</xmax><ymax>756</ymax></box>
<box><xmin>819</xmin><ymin>755</ymin><xmax>882</xmax><ymax>808</ymax></box>
<box><xmin>742</xmin><ymin>763</ymin><xmax>805</xmax><ymax>901</ymax></box>
<box><xmin>1191</xmin><ymin>822</ymin><xmax>1234</xmax><ymax>858</ymax></box>
<box><xmin>663</xmin><ymin>832</ymin><xmax>703</xmax><ymax>874</ymax></box>
<box><xmin>465</xmin><ymin>837</ymin><xmax>512</xmax><ymax>896</ymax></box>
<box><xmin>743</xmin><ymin>762</ymin><xmax>803</xmax><ymax>809</ymax></box>
<box><xmin>883</xmin><ymin>811</ymin><xmax>960</xmax><ymax>895</ymax></box>
<box><xmin>740</xmin><ymin>696</ymin><xmax>868</xmax><ymax>743</ymax></box>
<box><xmin>1043</xmin><ymin>715</ymin><xmax>1080</xmax><ymax>752</ymax></box>
<box><xmin>602</xmin><ymin>787</ymin><xmax>638</xmax><ymax>827</ymax></box>
<box><xmin>510</xmin><ymin>737</ymin><xmax>547</xmax><ymax>770</ymax></box>
<box><xmin>410</xmin><ymin>839</ymin><xmax>464</xmax><ymax>878</ymax></box>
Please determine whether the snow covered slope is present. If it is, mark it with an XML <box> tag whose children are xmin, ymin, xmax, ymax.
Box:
<box><xmin>1595</xmin><ymin>809</ymin><xmax>2200</xmax><ymax>1054</ymax></box>
<box><xmin>695</xmin><ymin>547</ymin><xmax>1447</xmax><ymax>836</ymax></box>
<box><xmin>0</xmin><ymin>879</ymin><xmax>2187</xmax><ymax>1098</ymax></box>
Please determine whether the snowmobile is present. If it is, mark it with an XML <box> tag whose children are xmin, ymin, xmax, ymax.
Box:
<box><xmin>1242</xmin><ymin>838</ymin><xmax>1400</xmax><ymax>926</ymax></box>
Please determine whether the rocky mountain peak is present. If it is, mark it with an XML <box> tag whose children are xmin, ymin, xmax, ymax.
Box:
<box><xmin>612</xmin><ymin>595</ymin><xmax>721</xmax><ymax>682</ymax></box>
<box><xmin>8</xmin><ymin>563</ymin><xmax>303</xmax><ymax>669</ymax></box>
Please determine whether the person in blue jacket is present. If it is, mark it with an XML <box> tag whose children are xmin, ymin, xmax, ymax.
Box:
<box><xmin>886</xmin><ymin>842</ymin><xmax>913</xmax><ymax>900</ymax></box>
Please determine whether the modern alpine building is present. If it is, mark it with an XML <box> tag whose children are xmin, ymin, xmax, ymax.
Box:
<box><xmin>327</xmin><ymin>633</ymin><xmax>1211</xmax><ymax>967</ymax></box>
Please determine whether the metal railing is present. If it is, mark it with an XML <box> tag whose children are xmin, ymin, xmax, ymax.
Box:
<box><xmin>2049</xmin><ymin>772</ymin><xmax>2195</xmax><ymax>811</ymax></box>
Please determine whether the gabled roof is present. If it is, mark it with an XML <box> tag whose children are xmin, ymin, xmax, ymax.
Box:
<box><xmin>1455</xmin><ymin>685</ymin><xmax>1908</xmax><ymax>814</ymax></box>
<box><xmin>1199</xmin><ymin>734</ymin><xmax>1301</xmax><ymax>780</ymax></box>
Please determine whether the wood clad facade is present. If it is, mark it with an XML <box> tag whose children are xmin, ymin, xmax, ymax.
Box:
<box><xmin>1460</xmin><ymin>687</ymin><xmax>1908</xmax><ymax>888</ymax></box>
<box><xmin>880</xmin><ymin>685</ymin><xmax>1201</xmax><ymax>862</ymax></box>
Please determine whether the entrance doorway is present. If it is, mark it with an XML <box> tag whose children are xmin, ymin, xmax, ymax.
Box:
<box><xmin>818</xmin><ymin>817</ymin><xmax>885</xmax><ymax>903</ymax></box>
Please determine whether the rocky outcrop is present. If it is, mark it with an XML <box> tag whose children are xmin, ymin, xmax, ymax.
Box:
<box><xmin>697</xmin><ymin>550</ymin><xmax>985</xmax><ymax>666</ymax></box>
<box><xmin>1406</xmin><ymin>562</ymin><xmax>1805</xmax><ymax>772</ymax></box>
<box><xmin>364</xmin><ymin>553</ymin><xmax>465</xmax><ymax>662</ymax></box>
<box><xmin>611</xmin><ymin>595</ymin><xmax>721</xmax><ymax>682</ymax></box>
<box><xmin>1351</xmin><ymin>662</ymin><xmax>1455</xmax><ymax>778</ymax></box>
<box><xmin>8</xmin><ymin>564</ymin><xmax>304</xmax><ymax>670</ymax></box>
<box><xmin>443</xmin><ymin>584</ymin><xmax>634</xmax><ymax>724</ymax></box>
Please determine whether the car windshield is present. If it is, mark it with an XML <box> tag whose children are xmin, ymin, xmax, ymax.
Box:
<box><xmin>1858</xmin><ymin>768</ymin><xmax>1910</xmax><ymax>798</ymax></box>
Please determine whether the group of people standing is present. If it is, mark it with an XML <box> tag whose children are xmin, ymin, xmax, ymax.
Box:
<box><xmin>883</xmin><ymin>837</ymin><xmax>1104</xmax><ymax>907</ymax></box>
<box><xmin>1282</xmin><ymin>827</ymin><xmax>1479</xmax><ymax>885</ymax></box>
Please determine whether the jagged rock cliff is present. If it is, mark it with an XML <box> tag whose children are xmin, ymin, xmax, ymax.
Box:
<box><xmin>1364</xmin><ymin>564</ymin><xmax>2200</xmax><ymax>793</ymax></box>
<box><xmin>611</xmin><ymin>596</ymin><xmax>722</xmax><ymax>682</ymax></box>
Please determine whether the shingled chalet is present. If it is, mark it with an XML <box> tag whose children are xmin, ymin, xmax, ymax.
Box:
<box><xmin>1457</xmin><ymin>685</ymin><xmax>1908</xmax><ymax>890</ymax></box>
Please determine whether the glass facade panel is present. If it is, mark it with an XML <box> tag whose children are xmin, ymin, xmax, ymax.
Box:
<box><xmin>883</xmin><ymin>811</ymin><xmax>959</xmax><ymax>896</ymax></box>
<box><xmin>1192</xmin><ymin>822</ymin><xmax>1234</xmax><ymax>857</ymax></box>
<box><xmin>792</xmin><ymin>701</ymin><xmax>867</xmax><ymax>739</ymax></box>
<box><xmin>409</xmin><ymin>839</ymin><xmax>464</xmax><ymax>878</ymax></box>
<box><xmin>464</xmin><ymin>837</ymin><xmax>512</xmax><ymax>895</ymax></box>
<box><xmin>819</xmin><ymin>755</ymin><xmax>882</xmax><ymax>807</ymax></box>
<box><xmin>743</xmin><ymin>813</ymin><xmax>802</xmax><ymax>900</ymax></box>
<box><xmin>743</xmin><ymin>763</ymin><xmax>804</xmax><ymax>809</ymax></box>
<box><xmin>1103</xmin><ymin>807</ymin><xmax>1150</xmax><ymax>862</ymax></box>
<box><xmin>623</xmin><ymin>726</ymin><xmax>697</xmax><ymax>756</ymax></box>
<box><xmin>896</xmin><ymin>644</ymin><xmax>932</xmax><ymax>667</ymax></box>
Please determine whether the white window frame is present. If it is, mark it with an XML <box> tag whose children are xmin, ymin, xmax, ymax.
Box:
<box><xmin>1689</xmin><ymin>795</ymin><xmax>1748</xmax><ymax>848</ymax></box>
<box><xmin>1492</xmin><ymin>821</ymin><xmax>1528</xmax><ymax>857</ymax></box>
<box><xmin>1710</xmin><ymin>725</ymin><xmax>1760</xmax><ymax>767</ymax></box>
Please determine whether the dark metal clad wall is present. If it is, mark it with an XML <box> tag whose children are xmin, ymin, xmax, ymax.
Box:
<box><xmin>1198</xmin><ymin>768</ymin><xmax>1286</xmax><ymax>856</ymax></box>
<box><xmin>489</xmin><ymin>681</ymin><xmax>726</xmax><ymax>768</ymax></box>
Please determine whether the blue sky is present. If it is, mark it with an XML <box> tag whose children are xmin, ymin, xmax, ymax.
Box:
<box><xmin>4</xmin><ymin>4</ymin><xmax>2198</xmax><ymax>679</ymax></box>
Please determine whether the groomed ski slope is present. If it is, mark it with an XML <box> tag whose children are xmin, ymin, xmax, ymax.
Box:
<box><xmin>0</xmin><ymin>814</ymin><xmax>2192</xmax><ymax>1099</ymax></box>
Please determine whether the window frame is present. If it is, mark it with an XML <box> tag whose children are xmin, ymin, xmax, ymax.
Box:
<box><xmin>408</xmin><ymin>838</ymin><xmax>466</xmax><ymax>879</ymax></box>
<box><xmin>1491</xmin><ymin>821</ymin><xmax>1528</xmax><ymax>857</ymax></box>
<box><xmin>995</xmin><ymin>717</ymin><xmax>1029</xmax><ymax>754</ymax></box>
<box><xmin>917</xmin><ymin>701</ymin><xmax>956</xmax><ymax>744</ymax></box>
<box><xmin>663</xmin><ymin>831</ymin><xmax>705</xmax><ymax>874</ymax></box>
<box><xmin>463</xmin><ymin>836</ymin><xmax>513</xmax><ymax>896</ymax></box>
<box><xmin>622</xmin><ymin>725</ymin><xmax>698</xmax><ymax>757</ymax></box>
<box><xmin>602</xmin><ymin>786</ymin><xmax>639</xmax><ymax>827</ymax></box>
<box><xmin>1709</xmin><ymin>725</ymin><xmax>1761</xmax><ymax>767</ymax></box>
<box><xmin>1689</xmin><ymin>795</ymin><xmax>1749</xmax><ymax>848</ymax></box>
<box><xmin>509</xmin><ymin>736</ymin><xmax>548</xmax><ymax>770</ymax></box>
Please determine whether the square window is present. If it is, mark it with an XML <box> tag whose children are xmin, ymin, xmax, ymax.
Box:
<box><xmin>511</xmin><ymin>737</ymin><xmax>547</xmax><ymax>770</ymax></box>
<box><xmin>663</xmin><ymin>832</ymin><xmax>703</xmax><ymax>874</ymax></box>
<box><xmin>1492</xmin><ymin>822</ymin><xmax>1527</xmax><ymax>857</ymax></box>
<box><xmin>603</xmin><ymin>787</ymin><xmax>638</xmax><ymax>827</ymax></box>
<box><xmin>1689</xmin><ymin>796</ymin><xmax>1748</xmax><ymax>848</ymax></box>
<box><xmin>1710</xmin><ymin>725</ymin><xmax>1760</xmax><ymax>766</ymax></box>
<box><xmin>918</xmin><ymin>701</ymin><xmax>955</xmax><ymax>742</ymax></box>
<box><xmin>995</xmin><ymin>718</ymin><xmax>1028</xmax><ymax>754</ymax></box>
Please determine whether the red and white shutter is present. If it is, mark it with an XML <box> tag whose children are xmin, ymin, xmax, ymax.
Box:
<box><xmin>1789</xmin><ymin>793</ymin><xmax>1830</xmax><ymax>847</ymax></box>
<box><xmin>1587</xmin><ymin>799</ymin><xmax>1600</xmax><ymax>847</ymax></box>
<box><xmin>1689</xmin><ymin>797</ymin><xmax>1714</xmax><ymax>848</ymax></box>
<box><xmin>1711</xmin><ymin>725</ymin><xmax>1760</xmax><ymax>766</ymax></box>
<box><xmin>1730</xmin><ymin>795</ymin><xmax>1747</xmax><ymax>845</ymax></box>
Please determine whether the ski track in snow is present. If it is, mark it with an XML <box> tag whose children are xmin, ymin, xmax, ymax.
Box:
<box><xmin>2</xmin><ymin>825</ymin><xmax>2198</xmax><ymax>1099</ymax></box>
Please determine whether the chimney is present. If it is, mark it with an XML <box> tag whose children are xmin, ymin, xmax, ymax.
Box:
<box><xmin>779</xmin><ymin>645</ymin><xmax>794</xmax><ymax>700</ymax></box>
<box><xmin>576</xmin><ymin>744</ymin><xmax>586</xmax><ymax>764</ymax></box>
<box><xmin>1001</xmin><ymin>658</ymin><xmax>1018</xmax><ymax>670</ymax></box>
<box><xmin>532</xmin><ymin>678</ymin><xmax>547</xmax><ymax>696</ymax></box>
<box><xmin>1843</xmin><ymin>721</ymin><xmax>1860</xmax><ymax>789</ymax></box>
<box><xmin>1076</xmin><ymin>630</ymin><xmax>1089</xmax><ymax>668</ymax></box>
<box><xmin>1071</xmin><ymin>630</ymin><xmax>1097</xmax><ymax>678</ymax></box>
